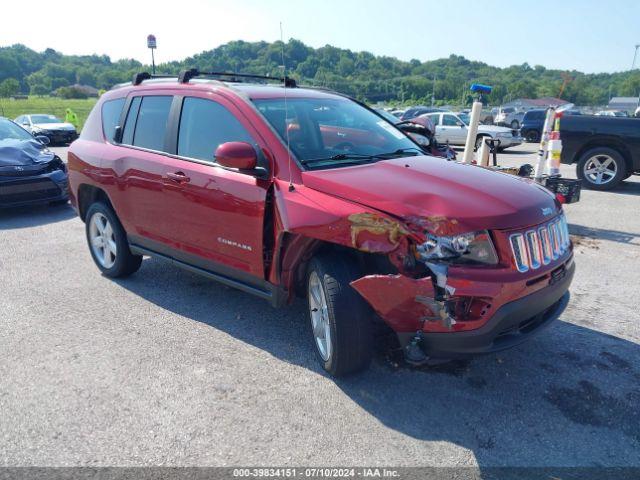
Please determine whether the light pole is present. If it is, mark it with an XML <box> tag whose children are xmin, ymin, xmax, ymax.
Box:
<box><xmin>632</xmin><ymin>44</ymin><xmax>640</xmax><ymax>70</ymax></box>
<box><xmin>147</xmin><ymin>34</ymin><xmax>157</xmax><ymax>74</ymax></box>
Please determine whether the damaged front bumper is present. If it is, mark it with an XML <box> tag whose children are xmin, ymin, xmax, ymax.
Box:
<box><xmin>351</xmin><ymin>255</ymin><xmax>574</xmax><ymax>358</ymax></box>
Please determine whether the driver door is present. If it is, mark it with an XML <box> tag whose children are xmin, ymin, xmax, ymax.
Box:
<box><xmin>440</xmin><ymin>114</ymin><xmax>467</xmax><ymax>145</ymax></box>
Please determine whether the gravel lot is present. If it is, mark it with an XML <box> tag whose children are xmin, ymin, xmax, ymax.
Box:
<box><xmin>1</xmin><ymin>143</ymin><xmax>639</xmax><ymax>468</ymax></box>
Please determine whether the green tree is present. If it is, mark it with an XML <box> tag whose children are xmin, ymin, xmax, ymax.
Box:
<box><xmin>0</xmin><ymin>77</ymin><xmax>20</xmax><ymax>97</ymax></box>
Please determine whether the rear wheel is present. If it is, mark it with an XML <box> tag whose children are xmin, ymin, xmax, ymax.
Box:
<box><xmin>306</xmin><ymin>255</ymin><xmax>373</xmax><ymax>376</ymax></box>
<box><xmin>577</xmin><ymin>147</ymin><xmax>627</xmax><ymax>191</ymax></box>
<box><xmin>525</xmin><ymin>130</ymin><xmax>540</xmax><ymax>143</ymax></box>
<box><xmin>85</xmin><ymin>202</ymin><xmax>142</xmax><ymax>277</ymax></box>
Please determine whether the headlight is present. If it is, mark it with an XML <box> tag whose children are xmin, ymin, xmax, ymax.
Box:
<box><xmin>416</xmin><ymin>230</ymin><xmax>498</xmax><ymax>265</ymax></box>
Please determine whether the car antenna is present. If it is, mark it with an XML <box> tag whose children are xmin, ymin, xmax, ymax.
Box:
<box><xmin>280</xmin><ymin>22</ymin><xmax>295</xmax><ymax>192</ymax></box>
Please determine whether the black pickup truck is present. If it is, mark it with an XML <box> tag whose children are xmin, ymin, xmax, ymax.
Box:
<box><xmin>560</xmin><ymin>115</ymin><xmax>640</xmax><ymax>190</ymax></box>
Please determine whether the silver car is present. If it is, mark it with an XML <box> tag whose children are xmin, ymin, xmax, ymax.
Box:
<box><xmin>423</xmin><ymin>112</ymin><xmax>522</xmax><ymax>151</ymax></box>
<box><xmin>494</xmin><ymin>107</ymin><xmax>525</xmax><ymax>129</ymax></box>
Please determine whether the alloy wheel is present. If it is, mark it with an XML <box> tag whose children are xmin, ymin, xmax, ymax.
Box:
<box><xmin>89</xmin><ymin>212</ymin><xmax>117</xmax><ymax>269</ymax></box>
<box><xmin>308</xmin><ymin>271</ymin><xmax>332</xmax><ymax>361</ymax></box>
<box><xmin>583</xmin><ymin>154</ymin><xmax>617</xmax><ymax>185</ymax></box>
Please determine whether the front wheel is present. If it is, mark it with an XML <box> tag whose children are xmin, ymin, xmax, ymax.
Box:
<box><xmin>306</xmin><ymin>255</ymin><xmax>373</xmax><ymax>376</ymax></box>
<box><xmin>475</xmin><ymin>135</ymin><xmax>489</xmax><ymax>151</ymax></box>
<box><xmin>576</xmin><ymin>147</ymin><xmax>627</xmax><ymax>191</ymax></box>
<box><xmin>510</xmin><ymin>120</ymin><xmax>520</xmax><ymax>129</ymax></box>
<box><xmin>85</xmin><ymin>202</ymin><xmax>142</xmax><ymax>277</ymax></box>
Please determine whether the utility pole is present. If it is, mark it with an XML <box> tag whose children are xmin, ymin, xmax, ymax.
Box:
<box><xmin>632</xmin><ymin>44</ymin><xmax>640</xmax><ymax>70</ymax></box>
<box><xmin>431</xmin><ymin>74</ymin><xmax>436</xmax><ymax>106</ymax></box>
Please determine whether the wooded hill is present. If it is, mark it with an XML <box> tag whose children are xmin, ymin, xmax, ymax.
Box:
<box><xmin>1</xmin><ymin>40</ymin><xmax>638</xmax><ymax>106</ymax></box>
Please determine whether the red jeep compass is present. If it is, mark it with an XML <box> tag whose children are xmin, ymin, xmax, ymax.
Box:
<box><xmin>68</xmin><ymin>70</ymin><xmax>574</xmax><ymax>377</ymax></box>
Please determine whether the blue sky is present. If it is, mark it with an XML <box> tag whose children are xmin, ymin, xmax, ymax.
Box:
<box><xmin>2</xmin><ymin>0</ymin><xmax>639</xmax><ymax>73</ymax></box>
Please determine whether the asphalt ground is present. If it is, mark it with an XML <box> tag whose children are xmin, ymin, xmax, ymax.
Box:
<box><xmin>1</xmin><ymin>143</ymin><xmax>639</xmax><ymax>468</ymax></box>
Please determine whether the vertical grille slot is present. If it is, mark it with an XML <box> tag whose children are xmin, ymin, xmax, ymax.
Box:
<box><xmin>510</xmin><ymin>215</ymin><xmax>570</xmax><ymax>273</ymax></box>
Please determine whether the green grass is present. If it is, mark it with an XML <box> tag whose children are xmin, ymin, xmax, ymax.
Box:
<box><xmin>0</xmin><ymin>96</ymin><xmax>98</xmax><ymax>131</ymax></box>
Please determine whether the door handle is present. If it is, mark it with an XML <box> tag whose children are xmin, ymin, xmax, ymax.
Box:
<box><xmin>165</xmin><ymin>171</ymin><xmax>190</xmax><ymax>183</ymax></box>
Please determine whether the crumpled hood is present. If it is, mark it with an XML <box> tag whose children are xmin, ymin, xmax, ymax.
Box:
<box><xmin>301</xmin><ymin>156</ymin><xmax>559</xmax><ymax>233</ymax></box>
<box><xmin>0</xmin><ymin>139</ymin><xmax>54</xmax><ymax>167</ymax></box>
<box><xmin>33</xmin><ymin>122</ymin><xmax>75</xmax><ymax>131</ymax></box>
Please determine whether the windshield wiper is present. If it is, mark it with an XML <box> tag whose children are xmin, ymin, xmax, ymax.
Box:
<box><xmin>301</xmin><ymin>152</ymin><xmax>379</xmax><ymax>164</ymax></box>
<box><xmin>375</xmin><ymin>147</ymin><xmax>422</xmax><ymax>158</ymax></box>
<box><xmin>302</xmin><ymin>148</ymin><xmax>422</xmax><ymax>165</ymax></box>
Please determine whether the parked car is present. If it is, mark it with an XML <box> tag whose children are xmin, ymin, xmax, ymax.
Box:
<box><xmin>423</xmin><ymin>111</ymin><xmax>522</xmax><ymax>150</ymax></box>
<box><xmin>14</xmin><ymin>114</ymin><xmax>78</xmax><ymax>145</ymax></box>
<box><xmin>520</xmin><ymin>109</ymin><xmax>546</xmax><ymax>143</ymax></box>
<box><xmin>494</xmin><ymin>107</ymin><xmax>525</xmax><ymax>129</ymax></box>
<box><xmin>481</xmin><ymin>108</ymin><xmax>498</xmax><ymax>125</ymax></box>
<box><xmin>560</xmin><ymin>114</ymin><xmax>640</xmax><ymax>190</ymax></box>
<box><xmin>374</xmin><ymin>108</ymin><xmax>456</xmax><ymax>159</ymax></box>
<box><xmin>400</xmin><ymin>106</ymin><xmax>445</xmax><ymax>121</ymax></box>
<box><xmin>68</xmin><ymin>71</ymin><xmax>574</xmax><ymax>376</ymax></box>
<box><xmin>0</xmin><ymin>117</ymin><xmax>68</xmax><ymax>208</ymax></box>
<box><xmin>595</xmin><ymin>110</ymin><xmax>628</xmax><ymax>117</ymax></box>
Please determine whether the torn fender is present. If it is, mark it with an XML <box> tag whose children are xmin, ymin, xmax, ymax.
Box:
<box><xmin>270</xmin><ymin>180</ymin><xmax>417</xmax><ymax>292</ymax></box>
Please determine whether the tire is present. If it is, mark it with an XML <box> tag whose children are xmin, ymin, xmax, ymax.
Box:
<box><xmin>510</xmin><ymin>120</ymin><xmax>520</xmax><ymax>129</ymax></box>
<box><xmin>475</xmin><ymin>135</ymin><xmax>489</xmax><ymax>151</ymax></box>
<box><xmin>85</xmin><ymin>202</ymin><xmax>142</xmax><ymax>278</ymax></box>
<box><xmin>306</xmin><ymin>255</ymin><xmax>373</xmax><ymax>376</ymax></box>
<box><xmin>525</xmin><ymin>130</ymin><xmax>540</xmax><ymax>143</ymax></box>
<box><xmin>576</xmin><ymin>147</ymin><xmax>627</xmax><ymax>191</ymax></box>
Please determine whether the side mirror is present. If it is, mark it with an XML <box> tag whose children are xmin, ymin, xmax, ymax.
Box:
<box><xmin>215</xmin><ymin>141</ymin><xmax>258</xmax><ymax>170</ymax></box>
<box><xmin>457</xmin><ymin>122</ymin><xmax>465</xmax><ymax>127</ymax></box>
<box><xmin>35</xmin><ymin>135</ymin><xmax>50</xmax><ymax>145</ymax></box>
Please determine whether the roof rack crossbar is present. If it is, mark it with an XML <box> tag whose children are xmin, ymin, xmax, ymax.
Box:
<box><xmin>178</xmin><ymin>68</ymin><xmax>296</xmax><ymax>87</ymax></box>
<box><xmin>132</xmin><ymin>72</ymin><xmax>176</xmax><ymax>86</ymax></box>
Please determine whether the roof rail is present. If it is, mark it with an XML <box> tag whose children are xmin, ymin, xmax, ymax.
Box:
<box><xmin>132</xmin><ymin>72</ymin><xmax>176</xmax><ymax>86</ymax></box>
<box><xmin>177</xmin><ymin>68</ymin><xmax>297</xmax><ymax>87</ymax></box>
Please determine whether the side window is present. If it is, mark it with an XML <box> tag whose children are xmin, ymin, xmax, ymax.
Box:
<box><xmin>442</xmin><ymin>114</ymin><xmax>459</xmax><ymax>126</ymax></box>
<box><xmin>178</xmin><ymin>97</ymin><xmax>254</xmax><ymax>161</ymax></box>
<box><xmin>427</xmin><ymin>114</ymin><xmax>440</xmax><ymax>126</ymax></box>
<box><xmin>122</xmin><ymin>97</ymin><xmax>141</xmax><ymax>145</ymax></box>
<box><xmin>130</xmin><ymin>96</ymin><xmax>172</xmax><ymax>151</ymax></box>
<box><xmin>101</xmin><ymin>98</ymin><xmax>126</xmax><ymax>142</ymax></box>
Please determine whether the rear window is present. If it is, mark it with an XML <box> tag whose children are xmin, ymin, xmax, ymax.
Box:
<box><xmin>123</xmin><ymin>96</ymin><xmax>172</xmax><ymax>151</ymax></box>
<box><xmin>101</xmin><ymin>98</ymin><xmax>125</xmax><ymax>142</ymax></box>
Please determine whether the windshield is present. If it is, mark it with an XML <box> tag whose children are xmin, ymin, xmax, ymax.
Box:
<box><xmin>30</xmin><ymin>114</ymin><xmax>62</xmax><ymax>124</ymax></box>
<box><xmin>0</xmin><ymin>118</ymin><xmax>35</xmax><ymax>141</ymax></box>
<box><xmin>253</xmin><ymin>97</ymin><xmax>419</xmax><ymax>169</ymax></box>
<box><xmin>458</xmin><ymin>113</ymin><xmax>470</xmax><ymax>125</ymax></box>
<box><xmin>375</xmin><ymin>109</ymin><xmax>400</xmax><ymax>125</ymax></box>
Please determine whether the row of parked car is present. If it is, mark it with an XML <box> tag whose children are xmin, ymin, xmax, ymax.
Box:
<box><xmin>383</xmin><ymin>106</ymin><xmax>522</xmax><ymax>151</ymax></box>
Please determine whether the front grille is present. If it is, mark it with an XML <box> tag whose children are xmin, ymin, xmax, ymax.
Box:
<box><xmin>509</xmin><ymin>215</ymin><xmax>570</xmax><ymax>273</ymax></box>
<box><xmin>0</xmin><ymin>179</ymin><xmax>61</xmax><ymax>204</ymax></box>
